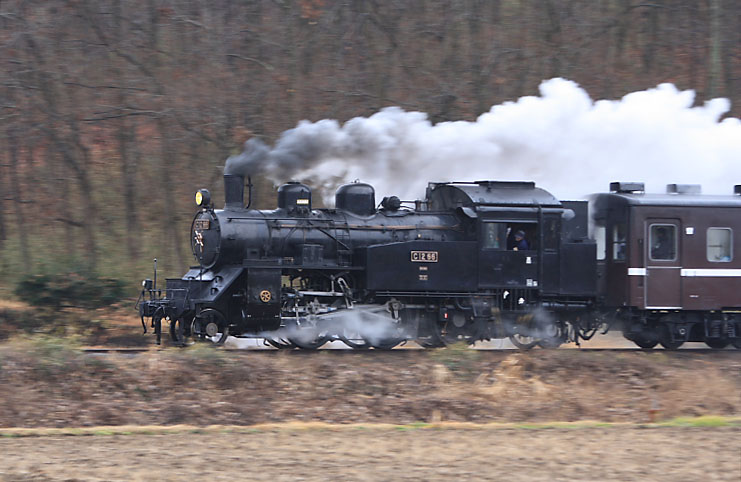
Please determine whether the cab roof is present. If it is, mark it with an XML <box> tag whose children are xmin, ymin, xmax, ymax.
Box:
<box><xmin>426</xmin><ymin>181</ymin><xmax>562</xmax><ymax>211</ymax></box>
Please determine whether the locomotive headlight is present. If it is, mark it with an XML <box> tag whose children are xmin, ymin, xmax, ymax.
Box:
<box><xmin>195</xmin><ymin>189</ymin><xmax>211</xmax><ymax>207</ymax></box>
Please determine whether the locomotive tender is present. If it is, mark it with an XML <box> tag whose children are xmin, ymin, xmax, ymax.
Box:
<box><xmin>138</xmin><ymin>174</ymin><xmax>741</xmax><ymax>350</ymax></box>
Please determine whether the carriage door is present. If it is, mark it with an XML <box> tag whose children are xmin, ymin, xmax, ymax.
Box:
<box><xmin>645</xmin><ymin>219</ymin><xmax>682</xmax><ymax>309</ymax></box>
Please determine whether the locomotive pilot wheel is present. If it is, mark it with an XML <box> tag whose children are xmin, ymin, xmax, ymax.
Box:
<box><xmin>194</xmin><ymin>308</ymin><xmax>230</xmax><ymax>345</ymax></box>
<box><xmin>169</xmin><ymin>315</ymin><xmax>194</xmax><ymax>347</ymax></box>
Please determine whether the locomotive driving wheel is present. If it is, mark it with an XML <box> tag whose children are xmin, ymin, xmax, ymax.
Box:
<box><xmin>288</xmin><ymin>331</ymin><xmax>329</xmax><ymax>350</ymax></box>
<box><xmin>339</xmin><ymin>328</ymin><xmax>371</xmax><ymax>350</ymax></box>
<box><xmin>264</xmin><ymin>336</ymin><xmax>297</xmax><ymax>349</ymax></box>
<box><xmin>287</xmin><ymin>318</ymin><xmax>329</xmax><ymax>350</ymax></box>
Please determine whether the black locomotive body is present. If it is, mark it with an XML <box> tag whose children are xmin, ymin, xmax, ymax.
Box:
<box><xmin>139</xmin><ymin>174</ymin><xmax>599</xmax><ymax>349</ymax></box>
<box><xmin>138</xmin><ymin>175</ymin><xmax>741</xmax><ymax>350</ymax></box>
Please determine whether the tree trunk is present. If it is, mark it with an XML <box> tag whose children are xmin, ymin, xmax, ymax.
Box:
<box><xmin>117</xmin><ymin>95</ymin><xmax>139</xmax><ymax>260</ymax></box>
<box><xmin>156</xmin><ymin>116</ymin><xmax>186</xmax><ymax>270</ymax></box>
<box><xmin>707</xmin><ymin>0</ymin><xmax>724</xmax><ymax>98</ymax></box>
<box><xmin>0</xmin><ymin>156</ymin><xmax>6</xmax><ymax>244</ymax></box>
<box><xmin>7</xmin><ymin>133</ymin><xmax>32</xmax><ymax>271</ymax></box>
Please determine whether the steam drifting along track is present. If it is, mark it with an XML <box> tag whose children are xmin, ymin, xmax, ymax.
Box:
<box><xmin>81</xmin><ymin>342</ymin><xmax>740</xmax><ymax>355</ymax></box>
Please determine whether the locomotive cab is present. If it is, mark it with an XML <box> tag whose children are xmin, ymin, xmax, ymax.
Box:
<box><xmin>427</xmin><ymin>181</ymin><xmax>567</xmax><ymax>295</ymax></box>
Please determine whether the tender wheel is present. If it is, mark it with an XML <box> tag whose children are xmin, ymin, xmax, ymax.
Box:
<box><xmin>370</xmin><ymin>338</ymin><xmax>404</xmax><ymax>350</ymax></box>
<box><xmin>536</xmin><ymin>322</ymin><xmax>566</xmax><ymax>349</ymax></box>
<box><xmin>732</xmin><ymin>339</ymin><xmax>741</xmax><ymax>349</ymax></box>
<box><xmin>195</xmin><ymin>308</ymin><xmax>230</xmax><ymax>345</ymax></box>
<box><xmin>509</xmin><ymin>333</ymin><xmax>538</xmax><ymax>350</ymax></box>
<box><xmin>705</xmin><ymin>339</ymin><xmax>729</xmax><ymax>349</ymax></box>
<box><xmin>435</xmin><ymin>313</ymin><xmax>481</xmax><ymax>346</ymax></box>
<box><xmin>416</xmin><ymin>336</ymin><xmax>445</xmax><ymax>348</ymax></box>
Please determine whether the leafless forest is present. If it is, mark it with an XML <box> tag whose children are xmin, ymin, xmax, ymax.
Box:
<box><xmin>0</xmin><ymin>0</ymin><xmax>739</xmax><ymax>284</ymax></box>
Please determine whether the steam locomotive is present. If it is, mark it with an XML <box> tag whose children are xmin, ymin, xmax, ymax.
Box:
<box><xmin>138</xmin><ymin>174</ymin><xmax>741</xmax><ymax>350</ymax></box>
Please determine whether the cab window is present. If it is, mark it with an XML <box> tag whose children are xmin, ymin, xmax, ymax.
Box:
<box><xmin>594</xmin><ymin>225</ymin><xmax>606</xmax><ymax>260</ymax></box>
<box><xmin>481</xmin><ymin>222</ymin><xmax>506</xmax><ymax>249</ymax></box>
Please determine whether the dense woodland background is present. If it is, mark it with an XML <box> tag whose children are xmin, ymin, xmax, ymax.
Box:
<box><xmin>0</xmin><ymin>0</ymin><xmax>739</xmax><ymax>292</ymax></box>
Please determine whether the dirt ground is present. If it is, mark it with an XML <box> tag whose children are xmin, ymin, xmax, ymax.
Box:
<box><xmin>1</xmin><ymin>426</ymin><xmax>739</xmax><ymax>481</ymax></box>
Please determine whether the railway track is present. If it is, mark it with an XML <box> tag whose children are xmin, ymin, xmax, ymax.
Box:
<box><xmin>81</xmin><ymin>345</ymin><xmax>741</xmax><ymax>354</ymax></box>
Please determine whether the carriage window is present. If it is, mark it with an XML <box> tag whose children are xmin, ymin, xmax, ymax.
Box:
<box><xmin>707</xmin><ymin>228</ymin><xmax>732</xmax><ymax>262</ymax></box>
<box><xmin>613</xmin><ymin>223</ymin><xmax>627</xmax><ymax>261</ymax></box>
<box><xmin>481</xmin><ymin>222</ymin><xmax>506</xmax><ymax>249</ymax></box>
<box><xmin>594</xmin><ymin>225</ymin><xmax>606</xmax><ymax>260</ymax></box>
<box><xmin>649</xmin><ymin>224</ymin><xmax>677</xmax><ymax>261</ymax></box>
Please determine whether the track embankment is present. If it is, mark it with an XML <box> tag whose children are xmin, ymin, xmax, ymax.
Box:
<box><xmin>0</xmin><ymin>338</ymin><xmax>739</xmax><ymax>428</ymax></box>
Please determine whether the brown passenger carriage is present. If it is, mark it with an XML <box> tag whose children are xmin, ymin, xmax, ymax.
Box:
<box><xmin>592</xmin><ymin>182</ymin><xmax>741</xmax><ymax>349</ymax></box>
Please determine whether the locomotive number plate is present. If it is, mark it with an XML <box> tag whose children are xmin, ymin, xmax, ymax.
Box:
<box><xmin>195</xmin><ymin>219</ymin><xmax>210</xmax><ymax>230</ymax></box>
<box><xmin>411</xmin><ymin>251</ymin><xmax>438</xmax><ymax>263</ymax></box>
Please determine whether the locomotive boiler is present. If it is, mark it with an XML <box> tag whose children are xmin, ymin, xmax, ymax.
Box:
<box><xmin>138</xmin><ymin>174</ymin><xmax>601</xmax><ymax>349</ymax></box>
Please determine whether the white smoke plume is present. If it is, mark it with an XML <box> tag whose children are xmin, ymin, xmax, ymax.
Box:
<box><xmin>226</xmin><ymin>78</ymin><xmax>741</xmax><ymax>201</ymax></box>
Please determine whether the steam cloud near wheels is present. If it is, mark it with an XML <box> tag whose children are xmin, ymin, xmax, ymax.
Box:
<box><xmin>225</xmin><ymin>78</ymin><xmax>741</xmax><ymax>202</ymax></box>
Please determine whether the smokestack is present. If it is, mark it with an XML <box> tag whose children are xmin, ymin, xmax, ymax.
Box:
<box><xmin>224</xmin><ymin>174</ymin><xmax>244</xmax><ymax>210</ymax></box>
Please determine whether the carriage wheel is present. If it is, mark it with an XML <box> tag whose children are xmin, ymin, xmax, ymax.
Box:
<box><xmin>659</xmin><ymin>338</ymin><xmax>684</xmax><ymax>350</ymax></box>
<box><xmin>705</xmin><ymin>338</ymin><xmax>729</xmax><ymax>349</ymax></box>
<box><xmin>632</xmin><ymin>337</ymin><xmax>658</xmax><ymax>349</ymax></box>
